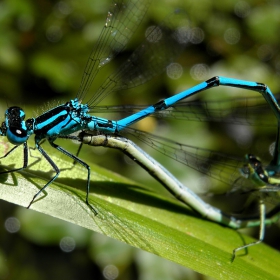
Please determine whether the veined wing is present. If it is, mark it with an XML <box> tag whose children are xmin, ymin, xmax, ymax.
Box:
<box><xmin>121</xmin><ymin>127</ymin><xmax>280</xmax><ymax>206</ymax></box>
<box><xmin>77</xmin><ymin>0</ymin><xmax>150</xmax><ymax>101</ymax></box>
<box><xmin>121</xmin><ymin>127</ymin><xmax>252</xmax><ymax>191</ymax></box>
<box><xmin>87</xmin><ymin>9</ymin><xmax>191</xmax><ymax>106</ymax></box>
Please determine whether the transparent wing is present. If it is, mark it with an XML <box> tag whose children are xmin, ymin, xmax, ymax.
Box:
<box><xmin>121</xmin><ymin>127</ymin><xmax>280</xmax><ymax>205</ymax></box>
<box><xmin>77</xmin><ymin>0</ymin><xmax>150</xmax><ymax>101</ymax></box>
<box><xmin>120</xmin><ymin>127</ymin><xmax>252</xmax><ymax>190</ymax></box>
<box><xmin>87</xmin><ymin>9</ymin><xmax>191</xmax><ymax>106</ymax></box>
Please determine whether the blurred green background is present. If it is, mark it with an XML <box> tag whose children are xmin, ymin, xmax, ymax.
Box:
<box><xmin>0</xmin><ymin>0</ymin><xmax>280</xmax><ymax>279</ymax></box>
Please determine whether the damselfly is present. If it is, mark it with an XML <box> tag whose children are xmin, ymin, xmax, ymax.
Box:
<box><xmin>0</xmin><ymin>0</ymin><xmax>280</xmax><ymax>260</ymax></box>
<box><xmin>64</xmin><ymin>124</ymin><xmax>280</xmax><ymax>260</ymax></box>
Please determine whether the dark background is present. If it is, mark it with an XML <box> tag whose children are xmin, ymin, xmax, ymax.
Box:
<box><xmin>0</xmin><ymin>0</ymin><xmax>280</xmax><ymax>279</ymax></box>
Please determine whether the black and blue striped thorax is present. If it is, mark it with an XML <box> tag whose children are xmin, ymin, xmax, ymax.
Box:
<box><xmin>32</xmin><ymin>99</ymin><xmax>90</xmax><ymax>140</ymax></box>
<box><xmin>0</xmin><ymin>99</ymin><xmax>91</xmax><ymax>145</ymax></box>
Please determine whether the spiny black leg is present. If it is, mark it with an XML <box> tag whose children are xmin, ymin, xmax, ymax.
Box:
<box><xmin>27</xmin><ymin>141</ymin><xmax>60</xmax><ymax>208</ymax></box>
<box><xmin>48</xmin><ymin>140</ymin><xmax>98</xmax><ymax>215</ymax></box>
<box><xmin>0</xmin><ymin>142</ymin><xmax>28</xmax><ymax>174</ymax></box>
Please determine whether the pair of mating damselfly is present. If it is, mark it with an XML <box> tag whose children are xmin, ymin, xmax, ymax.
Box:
<box><xmin>0</xmin><ymin>0</ymin><xmax>280</xmax><ymax>261</ymax></box>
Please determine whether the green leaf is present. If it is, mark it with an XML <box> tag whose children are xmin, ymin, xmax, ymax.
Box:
<box><xmin>0</xmin><ymin>141</ymin><xmax>280</xmax><ymax>279</ymax></box>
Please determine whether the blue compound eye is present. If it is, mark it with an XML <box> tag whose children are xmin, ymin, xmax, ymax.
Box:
<box><xmin>6</xmin><ymin>126</ymin><xmax>28</xmax><ymax>145</ymax></box>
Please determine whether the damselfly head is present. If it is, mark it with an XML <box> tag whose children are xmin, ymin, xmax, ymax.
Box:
<box><xmin>3</xmin><ymin>106</ymin><xmax>29</xmax><ymax>145</ymax></box>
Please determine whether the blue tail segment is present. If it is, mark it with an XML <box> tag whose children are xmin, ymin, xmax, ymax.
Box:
<box><xmin>0</xmin><ymin>0</ymin><xmax>279</xmax><ymax>215</ymax></box>
<box><xmin>1</xmin><ymin>74</ymin><xmax>279</xmax><ymax>212</ymax></box>
<box><xmin>113</xmin><ymin>76</ymin><xmax>278</xmax><ymax>132</ymax></box>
